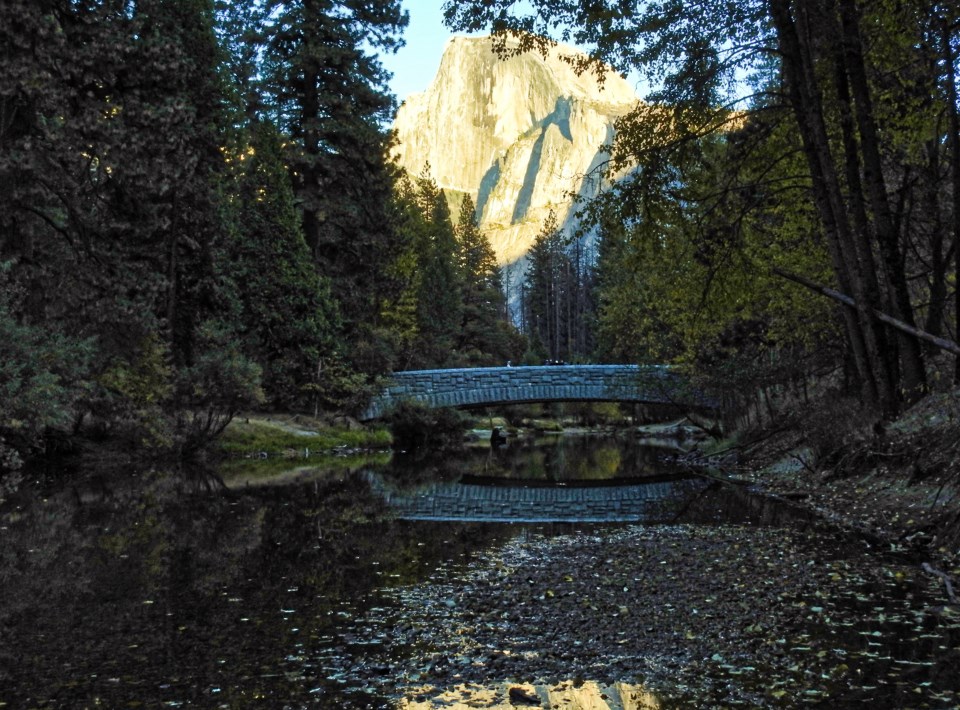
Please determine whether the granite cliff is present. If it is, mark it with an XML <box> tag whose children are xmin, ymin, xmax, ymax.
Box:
<box><xmin>392</xmin><ymin>35</ymin><xmax>640</xmax><ymax>306</ymax></box>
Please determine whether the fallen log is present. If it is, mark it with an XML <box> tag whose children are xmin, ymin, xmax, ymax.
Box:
<box><xmin>773</xmin><ymin>268</ymin><xmax>960</xmax><ymax>356</ymax></box>
<box><xmin>921</xmin><ymin>562</ymin><xmax>959</xmax><ymax>605</ymax></box>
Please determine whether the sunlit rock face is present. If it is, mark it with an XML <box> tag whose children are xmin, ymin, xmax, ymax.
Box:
<box><xmin>392</xmin><ymin>35</ymin><xmax>640</xmax><ymax>306</ymax></box>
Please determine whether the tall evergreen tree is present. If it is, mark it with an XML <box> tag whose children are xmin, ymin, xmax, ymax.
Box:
<box><xmin>226</xmin><ymin>120</ymin><xmax>340</xmax><ymax>409</ymax></box>
<box><xmin>412</xmin><ymin>168</ymin><xmax>463</xmax><ymax>367</ymax></box>
<box><xmin>259</xmin><ymin>0</ymin><xmax>408</xmax><ymax>328</ymax></box>
<box><xmin>372</xmin><ymin>173</ymin><xmax>428</xmax><ymax>371</ymax></box>
<box><xmin>454</xmin><ymin>195</ymin><xmax>519</xmax><ymax>363</ymax></box>
<box><xmin>523</xmin><ymin>211</ymin><xmax>571</xmax><ymax>361</ymax></box>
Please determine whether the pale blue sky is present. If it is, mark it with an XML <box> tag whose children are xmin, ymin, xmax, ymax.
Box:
<box><xmin>379</xmin><ymin>0</ymin><xmax>653</xmax><ymax>108</ymax></box>
<box><xmin>380</xmin><ymin>0</ymin><xmax>482</xmax><ymax>104</ymax></box>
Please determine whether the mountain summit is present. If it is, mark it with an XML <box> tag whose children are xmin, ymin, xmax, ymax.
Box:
<box><xmin>392</xmin><ymin>35</ymin><xmax>639</xmax><ymax>298</ymax></box>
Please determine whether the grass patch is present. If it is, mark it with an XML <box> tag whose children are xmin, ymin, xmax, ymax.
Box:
<box><xmin>699</xmin><ymin>433</ymin><xmax>740</xmax><ymax>456</ymax></box>
<box><xmin>526</xmin><ymin>418</ymin><xmax>564</xmax><ymax>432</ymax></box>
<box><xmin>220</xmin><ymin>419</ymin><xmax>392</xmax><ymax>456</ymax></box>
<box><xmin>464</xmin><ymin>415</ymin><xmax>510</xmax><ymax>429</ymax></box>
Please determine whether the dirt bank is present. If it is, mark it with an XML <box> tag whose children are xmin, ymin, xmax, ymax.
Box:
<box><xmin>729</xmin><ymin>389</ymin><xmax>960</xmax><ymax>578</ymax></box>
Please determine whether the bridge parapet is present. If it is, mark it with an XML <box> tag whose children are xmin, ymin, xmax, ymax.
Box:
<box><xmin>361</xmin><ymin>364</ymin><xmax>707</xmax><ymax>420</ymax></box>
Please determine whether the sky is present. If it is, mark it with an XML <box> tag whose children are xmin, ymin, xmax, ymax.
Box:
<box><xmin>379</xmin><ymin>0</ymin><xmax>652</xmax><ymax>108</ymax></box>
<box><xmin>380</xmin><ymin>0</ymin><xmax>483</xmax><ymax>103</ymax></box>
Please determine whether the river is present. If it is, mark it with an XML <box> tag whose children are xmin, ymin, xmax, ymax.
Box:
<box><xmin>0</xmin><ymin>435</ymin><xmax>957</xmax><ymax>708</ymax></box>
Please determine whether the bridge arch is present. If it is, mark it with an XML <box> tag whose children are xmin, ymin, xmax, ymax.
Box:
<box><xmin>360</xmin><ymin>364</ymin><xmax>709</xmax><ymax>420</ymax></box>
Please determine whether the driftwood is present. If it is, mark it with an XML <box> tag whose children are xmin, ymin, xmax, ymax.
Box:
<box><xmin>773</xmin><ymin>268</ymin><xmax>960</xmax><ymax>356</ymax></box>
<box><xmin>921</xmin><ymin>562</ymin><xmax>959</xmax><ymax>605</ymax></box>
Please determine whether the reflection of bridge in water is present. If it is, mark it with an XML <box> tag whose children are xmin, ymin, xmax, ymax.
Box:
<box><xmin>364</xmin><ymin>473</ymin><xmax>711</xmax><ymax>524</ymax></box>
<box><xmin>360</xmin><ymin>364</ymin><xmax>714</xmax><ymax>420</ymax></box>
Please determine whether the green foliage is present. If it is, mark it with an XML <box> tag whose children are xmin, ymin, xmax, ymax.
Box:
<box><xmin>258</xmin><ymin>0</ymin><xmax>408</xmax><ymax>328</ymax></box>
<box><xmin>385</xmin><ymin>171</ymin><xmax>525</xmax><ymax>370</ymax></box>
<box><xmin>97</xmin><ymin>334</ymin><xmax>176</xmax><ymax>451</ymax></box>
<box><xmin>591</xmin><ymin>109</ymin><xmax>839</xmax><ymax>402</ymax></box>
<box><xmin>172</xmin><ymin>322</ymin><xmax>265</xmax><ymax>453</ymax></box>
<box><xmin>0</xmin><ymin>262</ymin><xmax>94</xmax><ymax>472</ymax></box>
<box><xmin>521</xmin><ymin>210</ymin><xmax>594</xmax><ymax>362</ymax></box>
<box><xmin>224</xmin><ymin>119</ymin><xmax>340</xmax><ymax>410</ymax></box>
<box><xmin>412</xmin><ymin>168</ymin><xmax>464</xmax><ymax>367</ymax></box>
<box><xmin>512</xmin><ymin>206</ymin><xmax>595</xmax><ymax>363</ymax></box>
<box><xmin>594</xmin><ymin>217</ymin><xmax>681</xmax><ymax>363</ymax></box>
<box><xmin>376</xmin><ymin>174</ymin><xmax>428</xmax><ymax>368</ymax></box>
<box><xmin>306</xmin><ymin>357</ymin><xmax>377</xmax><ymax>416</ymax></box>
<box><xmin>387</xmin><ymin>401</ymin><xmax>468</xmax><ymax>452</ymax></box>
<box><xmin>0</xmin><ymin>0</ymin><xmax>258</xmax><ymax>464</ymax></box>
<box><xmin>90</xmin><ymin>323</ymin><xmax>264</xmax><ymax>457</ymax></box>
<box><xmin>524</xmin><ymin>211</ymin><xmax>570</xmax><ymax>359</ymax></box>
<box><xmin>455</xmin><ymin>195</ymin><xmax>522</xmax><ymax>364</ymax></box>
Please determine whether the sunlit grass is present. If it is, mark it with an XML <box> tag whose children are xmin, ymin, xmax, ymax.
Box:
<box><xmin>219</xmin><ymin>418</ymin><xmax>392</xmax><ymax>456</ymax></box>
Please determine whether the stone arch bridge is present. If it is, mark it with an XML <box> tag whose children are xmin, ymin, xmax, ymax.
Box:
<box><xmin>360</xmin><ymin>364</ymin><xmax>712</xmax><ymax>420</ymax></box>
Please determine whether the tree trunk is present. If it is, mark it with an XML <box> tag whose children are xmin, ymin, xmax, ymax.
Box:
<box><xmin>768</xmin><ymin>0</ymin><xmax>897</xmax><ymax>413</ymax></box>
<box><xmin>923</xmin><ymin>136</ymin><xmax>948</xmax><ymax>343</ymax></box>
<box><xmin>825</xmin><ymin>3</ymin><xmax>900</xmax><ymax>394</ymax></box>
<box><xmin>942</xmin><ymin>15</ymin><xmax>960</xmax><ymax>381</ymax></box>
<box><xmin>838</xmin><ymin>0</ymin><xmax>926</xmax><ymax>399</ymax></box>
<box><xmin>774</xmin><ymin>267</ymin><xmax>960</xmax><ymax>356</ymax></box>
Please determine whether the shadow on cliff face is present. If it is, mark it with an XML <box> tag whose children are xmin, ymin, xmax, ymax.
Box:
<box><xmin>511</xmin><ymin>97</ymin><xmax>574</xmax><ymax>224</ymax></box>
<box><xmin>475</xmin><ymin>159</ymin><xmax>501</xmax><ymax>221</ymax></box>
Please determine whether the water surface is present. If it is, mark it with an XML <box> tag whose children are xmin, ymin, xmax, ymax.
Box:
<box><xmin>1</xmin><ymin>436</ymin><xmax>956</xmax><ymax>708</ymax></box>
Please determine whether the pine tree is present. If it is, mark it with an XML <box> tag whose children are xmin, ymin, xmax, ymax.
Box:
<box><xmin>372</xmin><ymin>173</ymin><xmax>427</xmax><ymax>371</ymax></box>
<box><xmin>412</xmin><ymin>168</ymin><xmax>463</xmax><ymax>367</ymax></box>
<box><xmin>227</xmin><ymin>119</ymin><xmax>340</xmax><ymax>409</ymax></box>
<box><xmin>259</xmin><ymin>0</ymin><xmax>408</xmax><ymax>328</ymax></box>
<box><xmin>524</xmin><ymin>211</ymin><xmax>572</xmax><ymax>361</ymax></box>
<box><xmin>454</xmin><ymin>195</ymin><xmax>518</xmax><ymax>364</ymax></box>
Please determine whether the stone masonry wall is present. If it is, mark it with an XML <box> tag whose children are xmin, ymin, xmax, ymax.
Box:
<box><xmin>361</xmin><ymin>365</ymin><xmax>683</xmax><ymax>420</ymax></box>
<box><xmin>364</xmin><ymin>473</ymin><xmax>711</xmax><ymax>523</ymax></box>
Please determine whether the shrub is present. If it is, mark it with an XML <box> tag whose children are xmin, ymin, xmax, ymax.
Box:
<box><xmin>0</xmin><ymin>261</ymin><xmax>93</xmax><ymax>475</ymax></box>
<box><xmin>387</xmin><ymin>401</ymin><xmax>467</xmax><ymax>452</ymax></box>
<box><xmin>172</xmin><ymin>322</ymin><xmax>265</xmax><ymax>454</ymax></box>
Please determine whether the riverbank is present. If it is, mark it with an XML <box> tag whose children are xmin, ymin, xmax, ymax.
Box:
<box><xmin>220</xmin><ymin>401</ymin><xmax>960</xmax><ymax>580</ymax></box>
<box><xmin>724</xmin><ymin>388</ymin><xmax>960</xmax><ymax>582</ymax></box>
<box><xmin>218</xmin><ymin>414</ymin><xmax>392</xmax><ymax>457</ymax></box>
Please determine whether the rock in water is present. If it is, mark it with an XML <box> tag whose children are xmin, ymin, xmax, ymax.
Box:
<box><xmin>507</xmin><ymin>685</ymin><xmax>543</xmax><ymax>706</ymax></box>
<box><xmin>392</xmin><ymin>35</ymin><xmax>639</xmax><ymax>315</ymax></box>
